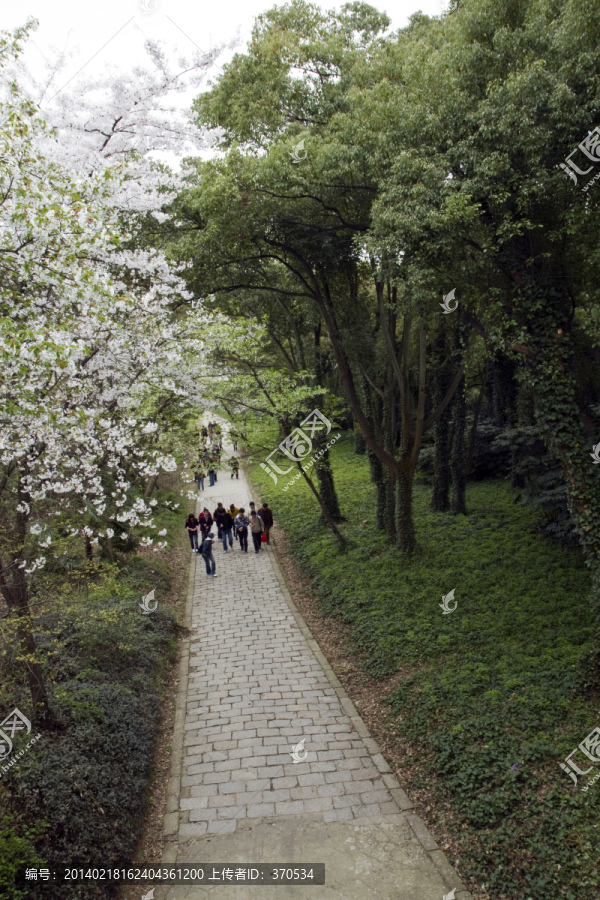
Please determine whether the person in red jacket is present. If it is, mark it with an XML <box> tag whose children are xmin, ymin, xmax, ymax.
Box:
<box><xmin>259</xmin><ymin>503</ymin><xmax>273</xmax><ymax>543</ymax></box>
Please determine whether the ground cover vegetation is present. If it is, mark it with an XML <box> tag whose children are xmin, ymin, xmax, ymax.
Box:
<box><xmin>251</xmin><ymin>435</ymin><xmax>598</xmax><ymax>900</ymax></box>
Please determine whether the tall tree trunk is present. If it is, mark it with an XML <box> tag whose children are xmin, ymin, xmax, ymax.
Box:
<box><xmin>450</xmin><ymin>375</ymin><xmax>467</xmax><ymax>514</ymax></box>
<box><xmin>144</xmin><ymin>473</ymin><xmax>160</xmax><ymax>499</ymax></box>
<box><xmin>313</xmin><ymin>433</ymin><xmax>343</xmax><ymax>523</ymax></box>
<box><xmin>354</xmin><ymin>424</ymin><xmax>366</xmax><ymax>455</ymax></box>
<box><xmin>466</xmin><ymin>357</ymin><xmax>489</xmax><ymax>476</ymax></box>
<box><xmin>98</xmin><ymin>536</ymin><xmax>114</xmax><ymax>562</ymax></box>
<box><xmin>293</xmin><ymin>459</ymin><xmax>346</xmax><ymax>548</ymax></box>
<box><xmin>396</xmin><ymin>456</ymin><xmax>416</xmax><ymax>552</ymax></box>
<box><xmin>431</xmin><ymin>324</ymin><xmax>453</xmax><ymax>511</ymax></box>
<box><xmin>383</xmin><ymin>387</ymin><xmax>396</xmax><ymax>539</ymax></box>
<box><xmin>0</xmin><ymin>494</ymin><xmax>53</xmax><ymax>726</ymax></box>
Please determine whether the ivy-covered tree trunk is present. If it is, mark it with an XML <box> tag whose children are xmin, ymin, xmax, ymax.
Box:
<box><xmin>354</xmin><ymin>426</ymin><xmax>366</xmax><ymax>454</ymax></box>
<box><xmin>367</xmin><ymin>448</ymin><xmax>387</xmax><ymax>530</ymax></box>
<box><xmin>450</xmin><ymin>316</ymin><xmax>467</xmax><ymax>515</ymax></box>
<box><xmin>396</xmin><ymin>455</ymin><xmax>416</xmax><ymax>552</ymax></box>
<box><xmin>450</xmin><ymin>376</ymin><xmax>467</xmax><ymax>515</ymax></box>
<box><xmin>520</xmin><ymin>311</ymin><xmax>600</xmax><ymax>625</ymax></box>
<box><xmin>313</xmin><ymin>431</ymin><xmax>343</xmax><ymax>523</ymax></box>
<box><xmin>431</xmin><ymin>325</ymin><xmax>453</xmax><ymax>511</ymax></box>
<box><xmin>383</xmin><ymin>387</ymin><xmax>396</xmax><ymax>539</ymax></box>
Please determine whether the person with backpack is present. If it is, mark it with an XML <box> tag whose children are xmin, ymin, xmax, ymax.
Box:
<box><xmin>234</xmin><ymin>509</ymin><xmax>249</xmax><ymax>552</ymax></box>
<box><xmin>185</xmin><ymin>513</ymin><xmax>199</xmax><ymax>552</ymax></box>
<box><xmin>249</xmin><ymin>510</ymin><xmax>264</xmax><ymax>553</ymax></box>
<box><xmin>201</xmin><ymin>531</ymin><xmax>217</xmax><ymax>576</ymax></box>
<box><xmin>260</xmin><ymin>503</ymin><xmax>273</xmax><ymax>543</ymax></box>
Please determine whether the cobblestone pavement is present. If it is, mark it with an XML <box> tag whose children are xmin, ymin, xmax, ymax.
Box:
<box><xmin>158</xmin><ymin>444</ymin><xmax>471</xmax><ymax>899</ymax></box>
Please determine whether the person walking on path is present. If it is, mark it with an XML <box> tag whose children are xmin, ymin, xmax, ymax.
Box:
<box><xmin>199</xmin><ymin>508</ymin><xmax>213</xmax><ymax>541</ymax></box>
<box><xmin>230</xmin><ymin>456</ymin><xmax>239</xmax><ymax>479</ymax></box>
<box><xmin>234</xmin><ymin>509</ymin><xmax>249</xmax><ymax>552</ymax></box>
<box><xmin>220</xmin><ymin>509</ymin><xmax>234</xmax><ymax>551</ymax></box>
<box><xmin>259</xmin><ymin>502</ymin><xmax>273</xmax><ymax>543</ymax></box>
<box><xmin>208</xmin><ymin>463</ymin><xmax>216</xmax><ymax>487</ymax></box>
<box><xmin>185</xmin><ymin>513</ymin><xmax>199</xmax><ymax>552</ymax></box>
<box><xmin>228</xmin><ymin>504</ymin><xmax>239</xmax><ymax>541</ymax></box>
<box><xmin>249</xmin><ymin>510</ymin><xmax>264</xmax><ymax>553</ymax></box>
<box><xmin>231</xmin><ymin>435</ymin><xmax>238</xmax><ymax>450</ymax></box>
<box><xmin>213</xmin><ymin>502</ymin><xmax>228</xmax><ymax>538</ymax></box>
<box><xmin>194</xmin><ymin>467</ymin><xmax>205</xmax><ymax>491</ymax></box>
<box><xmin>201</xmin><ymin>531</ymin><xmax>217</xmax><ymax>576</ymax></box>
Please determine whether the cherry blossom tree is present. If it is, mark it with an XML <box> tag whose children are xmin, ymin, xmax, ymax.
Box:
<box><xmin>0</xmin><ymin>24</ymin><xmax>214</xmax><ymax>722</ymax></box>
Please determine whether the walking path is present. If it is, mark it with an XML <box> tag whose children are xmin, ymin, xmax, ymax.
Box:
<box><xmin>157</xmin><ymin>445</ymin><xmax>472</xmax><ymax>899</ymax></box>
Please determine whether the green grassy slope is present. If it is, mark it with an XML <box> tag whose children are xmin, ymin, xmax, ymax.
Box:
<box><xmin>250</xmin><ymin>435</ymin><xmax>600</xmax><ymax>900</ymax></box>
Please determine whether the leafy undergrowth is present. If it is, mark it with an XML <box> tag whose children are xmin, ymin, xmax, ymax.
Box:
<box><xmin>250</xmin><ymin>435</ymin><xmax>600</xmax><ymax>900</ymax></box>
<box><xmin>0</xmin><ymin>488</ymin><xmax>186</xmax><ymax>900</ymax></box>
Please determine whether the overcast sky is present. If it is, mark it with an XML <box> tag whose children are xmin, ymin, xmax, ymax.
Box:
<box><xmin>3</xmin><ymin>0</ymin><xmax>448</xmax><ymax>165</ymax></box>
<box><xmin>4</xmin><ymin>0</ymin><xmax>448</xmax><ymax>84</ymax></box>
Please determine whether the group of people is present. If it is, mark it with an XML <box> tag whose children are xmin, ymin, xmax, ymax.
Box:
<box><xmin>192</xmin><ymin>423</ymin><xmax>241</xmax><ymax>488</ymax></box>
<box><xmin>185</xmin><ymin>502</ymin><xmax>274</xmax><ymax>576</ymax></box>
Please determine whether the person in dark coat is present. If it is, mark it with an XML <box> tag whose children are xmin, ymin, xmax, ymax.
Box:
<box><xmin>234</xmin><ymin>509</ymin><xmax>249</xmax><ymax>552</ymax></box>
<box><xmin>185</xmin><ymin>513</ymin><xmax>199</xmax><ymax>552</ymax></box>
<box><xmin>260</xmin><ymin>503</ymin><xmax>273</xmax><ymax>542</ymax></box>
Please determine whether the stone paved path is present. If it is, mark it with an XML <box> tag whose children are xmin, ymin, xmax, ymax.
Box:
<box><xmin>158</xmin><ymin>440</ymin><xmax>472</xmax><ymax>899</ymax></box>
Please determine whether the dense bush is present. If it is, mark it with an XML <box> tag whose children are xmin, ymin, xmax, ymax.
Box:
<box><xmin>0</xmin><ymin>497</ymin><xmax>182</xmax><ymax>900</ymax></box>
